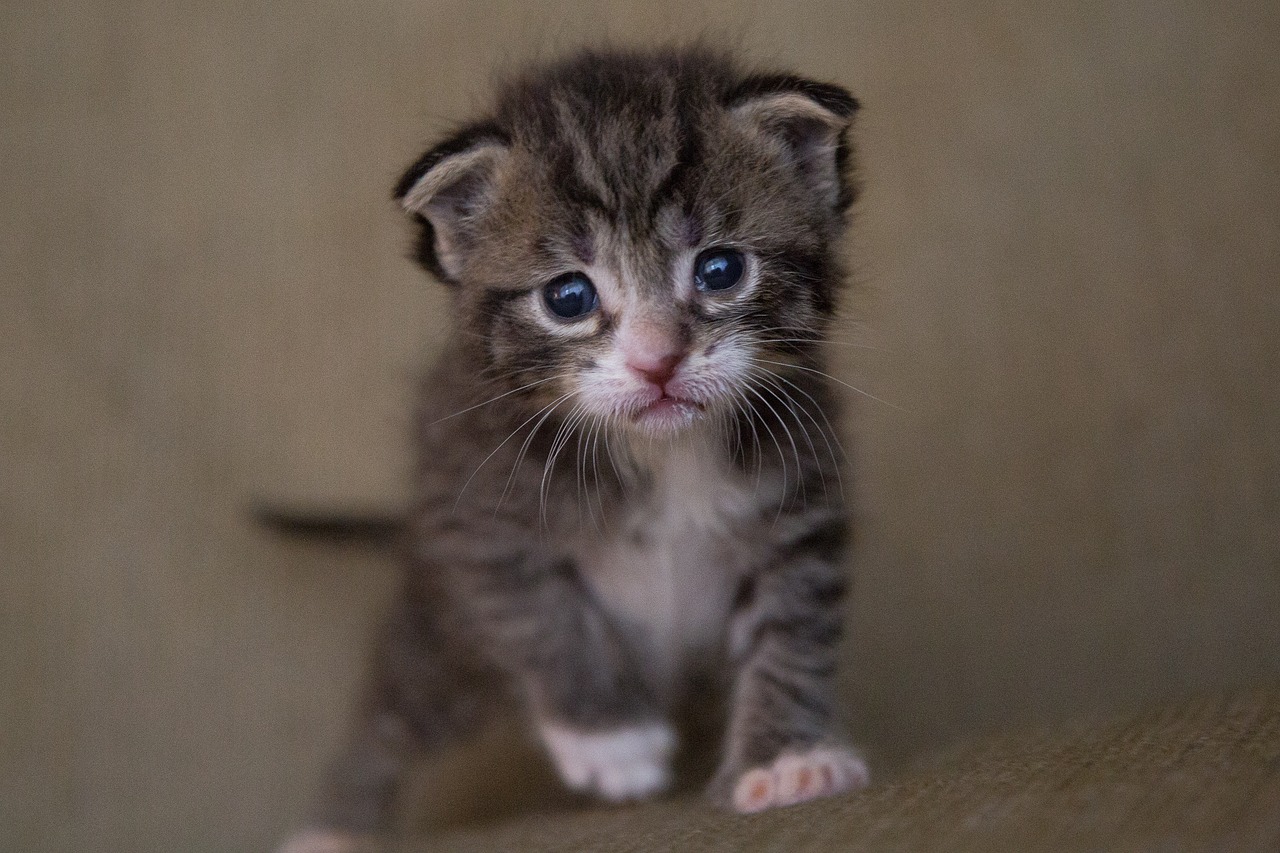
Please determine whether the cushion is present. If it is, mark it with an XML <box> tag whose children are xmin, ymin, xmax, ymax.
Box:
<box><xmin>399</xmin><ymin>686</ymin><xmax>1280</xmax><ymax>852</ymax></box>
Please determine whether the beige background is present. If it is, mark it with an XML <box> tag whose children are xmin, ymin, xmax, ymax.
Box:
<box><xmin>3</xmin><ymin>2</ymin><xmax>1278</xmax><ymax>852</ymax></box>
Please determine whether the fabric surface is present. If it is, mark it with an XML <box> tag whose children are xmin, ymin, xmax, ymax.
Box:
<box><xmin>400</xmin><ymin>687</ymin><xmax>1280</xmax><ymax>852</ymax></box>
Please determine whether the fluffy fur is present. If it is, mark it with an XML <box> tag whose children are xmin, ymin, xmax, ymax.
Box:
<box><xmin>281</xmin><ymin>45</ymin><xmax>867</xmax><ymax>850</ymax></box>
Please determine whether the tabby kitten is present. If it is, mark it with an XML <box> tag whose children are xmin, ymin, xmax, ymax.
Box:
<box><xmin>281</xmin><ymin>46</ymin><xmax>868</xmax><ymax>853</ymax></box>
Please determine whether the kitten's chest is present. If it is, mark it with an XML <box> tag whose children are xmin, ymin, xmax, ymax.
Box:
<box><xmin>577</xmin><ymin>439</ymin><xmax>764</xmax><ymax>688</ymax></box>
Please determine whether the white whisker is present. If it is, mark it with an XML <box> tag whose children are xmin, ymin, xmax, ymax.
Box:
<box><xmin>455</xmin><ymin>391</ymin><xmax>574</xmax><ymax>513</ymax></box>
<box><xmin>749</xmin><ymin>363</ymin><xmax>847</xmax><ymax>502</ymax></box>
<box><xmin>588</xmin><ymin>415</ymin><xmax>608</xmax><ymax>530</ymax></box>
<box><xmin>755</xmin><ymin>358</ymin><xmax>903</xmax><ymax>411</ymax></box>
<box><xmin>602</xmin><ymin>419</ymin><xmax>625</xmax><ymax>488</ymax></box>
<box><xmin>753</xmin><ymin>372</ymin><xmax>828</xmax><ymax>503</ymax></box>
<box><xmin>541</xmin><ymin>403</ymin><xmax>589</xmax><ymax>531</ymax></box>
<box><xmin>496</xmin><ymin>391</ymin><xmax>574</xmax><ymax>513</ymax></box>
<box><xmin>754</xmin><ymin>337</ymin><xmax>886</xmax><ymax>352</ymax></box>
<box><xmin>429</xmin><ymin>374</ymin><xmax>564</xmax><ymax>425</ymax></box>
<box><xmin>745</xmin><ymin>381</ymin><xmax>805</xmax><ymax>509</ymax></box>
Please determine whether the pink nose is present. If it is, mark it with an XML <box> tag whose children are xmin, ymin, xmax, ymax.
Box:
<box><xmin>627</xmin><ymin>351</ymin><xmax>684</xmax><ymax>388</ymax></box>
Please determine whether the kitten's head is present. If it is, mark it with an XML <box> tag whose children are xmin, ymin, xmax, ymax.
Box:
<box><xmin>397</xmin><ymin>47</ymin><xmax>858</xmax><ymax>438</ymax></box>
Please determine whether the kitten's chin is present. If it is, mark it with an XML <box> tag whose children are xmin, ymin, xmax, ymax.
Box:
<box><xmin>629</xmin><ymin>396</ymin><xmax>705</xmax><ymax>437</ymax></box>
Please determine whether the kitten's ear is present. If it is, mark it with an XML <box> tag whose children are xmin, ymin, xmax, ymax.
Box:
<box><xmin>728</xmin><ymin>75</ymin><xmax>860</xmax><ymax>212</ymax></box>
<box><xmin>394</xmin><ymin>123</ymin><xmax>510</xmax><ymax>283</ymax></box>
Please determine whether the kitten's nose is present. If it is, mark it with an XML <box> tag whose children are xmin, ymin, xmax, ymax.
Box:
<box><xmin>627</xmin><ymin>351</ymin><xmax>684</xmax><ymax>388</ymax></box>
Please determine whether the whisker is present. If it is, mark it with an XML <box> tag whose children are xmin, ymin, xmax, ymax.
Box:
<box><xmin>744</xmin><ymin>322</ymin><xmax>889</xmax><ymax>352</ymax></box>
<box><xmin>588</xmin><ymin>415</ymin><xmax>608</xmax><ymax>530</ymax></box>
<box><xmin>755</xmin><ymin>358</ymin><xmax>903</xmax><ymax>411</ymax></box>
<box><xmin>737</xmin><ymin>384</ymin><xmax>789</xmax><ymax>522</ymax></box>
<box><xmin>726</xmin><ymin>403</ymin><xmax>745</xmax><ymax>472</ymax></box>
<box><xmin>496</xmin><ymin>391</ymin><xmax>573</xmax><ymax>513</ymax></box>
<box><xmin>753</xmin><ymin>372</ymin><xmax>828</xmax><ymax>503</ymax></box>
<box><xmin>574</xmin><ymin>411</ymin><xmax>600</xmax><ymax>531</ymax></box>
<box><xmin>538</xmin><ymin>402</ymin><xmax>579</xmax><ymax>529</ymax></box>
<box><xmin>754</xmin><ymin>337</ymin><xmax>886</xmax><ymax>352</ymax></box>
<box><xmin>602</xmin><ymin>419</ymin><xmax>625</xmax><ymax>488</ymax></box>
<box><xmin>727</xmin><ymin>386</ymin><xmax>765</xmax><ymax>492</ymax></box>
<box><xmin>429</xmin><ymin>374</ymin><xmax>564</xmax><ymax>425</ymax></box>
<box><xmin>455</xmin><ymin>391</ymin><xmax>573</xmax><ymax>513</ymax></box>
<box><xmin>745</xmin><ymin>380</ymin><xmax>805</xmax><ymax>509</ymax></box>
<box><xmin>755</xmin><ymin>365</ymin><xmax>850</xmax><ymax>476</ymax></box>
<box><xmin>541</xmin><ymin>403</ymin><xmax>589</xmax><ymax>531</ymax></box>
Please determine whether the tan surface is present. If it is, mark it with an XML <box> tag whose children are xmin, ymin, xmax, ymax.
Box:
<box><xmin>402</xmin><ymin>687</ymin><xmax>1280</xmax><ymax>853</ymax></box>
<box><xmin>3</xmin><ymin>2</ymin><xmax>1279</xmax><ymax>852</ymax></box>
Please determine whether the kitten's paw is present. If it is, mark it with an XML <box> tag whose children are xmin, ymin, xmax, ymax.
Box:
<box><xmin>538</xmin><ymin>720</ymin><xmax>676</xmax><ymax>802</ymax></box>
<box><xmin>729</xmin><ymin>745</ymin><xmax>869</xmax><ymax>814</ymax></box>
<box><xmin>275</xmin><ymin>829</ymin><xmax>380</xmax><ymax>853</ymax></box>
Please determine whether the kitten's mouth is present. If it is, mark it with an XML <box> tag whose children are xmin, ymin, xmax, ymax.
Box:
<box><xmin>631</xmin><ymin>394</ymin><xmax>704</xmax><ymax>431</ymax></box>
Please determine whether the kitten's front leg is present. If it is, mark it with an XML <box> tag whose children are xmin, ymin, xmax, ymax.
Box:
<box><xmin>458</xmin><ymin>554</ymin><xmax>676</xmax><ymax>802</ymax></box>
<box><xmin>711</xmin><ymin>524</ymin><xmax>869</xmax><ymax>813</ymax></box>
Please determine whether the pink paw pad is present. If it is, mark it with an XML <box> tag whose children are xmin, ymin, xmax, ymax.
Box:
<box><xmin>731</xmin><ymin>746</ymin><xmax>869</xmax><ymax>814</ymax></box>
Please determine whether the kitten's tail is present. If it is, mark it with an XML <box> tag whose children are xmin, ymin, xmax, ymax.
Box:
<box><xmin>252</xmin><ymin>503</ymin><xmax>403</xmax><ymax>547</ymax></box>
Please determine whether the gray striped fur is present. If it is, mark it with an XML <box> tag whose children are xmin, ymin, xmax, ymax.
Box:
<box><xmin>291</xmin><ymin>45</ymin><xmax>863</xmax><ymax>845</ymax></box>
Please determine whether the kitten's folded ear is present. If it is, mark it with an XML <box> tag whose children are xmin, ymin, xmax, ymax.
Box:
<box><xmin>728</xmin><ymin>75</ymin><xmax>860</xmax><ymax>213</ymax></box>
<box><xmin>394</xmin><ymin>122</ymin><xmax>510</xmax><ymax>284</ymax></box>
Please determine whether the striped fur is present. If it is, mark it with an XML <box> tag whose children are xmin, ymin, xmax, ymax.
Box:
<box><xmin>285</xmin><ymin>46</ymin><xmax>864</xmax><ymax>848</ymax></box>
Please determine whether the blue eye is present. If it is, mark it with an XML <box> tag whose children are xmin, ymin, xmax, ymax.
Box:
<box><xmin>543</xmin><ymin>272</ymin><xmax>598</xmax><ymax>319</ymax></box>
<box><xmin>694</xmin><ymin>248</ymin><xmax>746</xmax><ymax>292</ymax></box>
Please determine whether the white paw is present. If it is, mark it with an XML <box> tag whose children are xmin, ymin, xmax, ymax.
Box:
<box><xmin>275</xmin><ymin>829</ymin><xmax>379</xmax><ymax>853</ymax></box>
<box><xmin>538</xmin><ymin>720</ymin><xmax>676</xmax><ymax>802</ymax></box>
<box><xmin>731</xmin><ymin>745</ymin><xmax>869</xmax><ymax>814</ymax></box>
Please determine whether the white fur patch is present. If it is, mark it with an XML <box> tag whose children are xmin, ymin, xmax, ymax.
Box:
<box><xmin>581</xmin><ymin>434</ymin><xmax>766</xmax><ymax>691</ymax></box>
<box><xmin>538</xmin><ymin>720</ymin><xmax>676</xmax><ymax>802</ymax></box>
<box><xmin>275</xmin><ymin>829</ymin><xmax>380</xmax><ymax>853</ymax></box>
<box><xmin>731</xmin><ymin>745</ymin><xmax>870</xmax><ymax>814</ymax></box>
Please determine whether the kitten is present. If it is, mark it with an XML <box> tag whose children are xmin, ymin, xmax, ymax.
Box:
<box><xmin>280</xmin><ymin>45</ymin><xmax>868</xmax><ymax>853</ymax></box>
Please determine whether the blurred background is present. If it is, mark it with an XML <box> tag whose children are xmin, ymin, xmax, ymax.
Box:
<box><xmin>3</xmin><ymin>1</ymin><xmax>1278</xmax><ymax>851</ymax></box>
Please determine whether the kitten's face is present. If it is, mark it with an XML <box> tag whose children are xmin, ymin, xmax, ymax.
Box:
<box><xmin>468</xmin><ymin>190</ymin><xmax>807</xmax><ymax>439</ymax></box>
<box><xmin>500</xmin><ymin>235</ymin><xmax>759</xmax><ymax>436</ymax></box>
<box><xmin>398</xmin><ymin>51</ymin><xmax>858</xmax><ymax>439</ymax></box>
